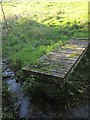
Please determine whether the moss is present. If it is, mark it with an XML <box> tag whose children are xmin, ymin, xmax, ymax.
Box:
<box><xmin>69</xmin><ymin>52</ymin><xmax>79</xmax><ymax>58</ymax></box>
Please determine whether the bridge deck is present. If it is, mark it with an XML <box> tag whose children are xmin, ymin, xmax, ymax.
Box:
<box><xmin>23</xmin><ymin>38</ymin><xmax>89</xmax><ymax>85</ymax></box>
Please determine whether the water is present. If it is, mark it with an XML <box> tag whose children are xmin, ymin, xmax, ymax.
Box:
<box><xmin>19</xmin><ymin>96</ymin><xmax>30</xmax><ymax>118</ymax></box>
<box><xmin>2</xmin><ymin>60</ymin><xmax>30</xmax><ymax>118</ymax></box>
<box><xmin>2</xmin><ymin>59</ymin><xmax>89</xmax><ymax>119</ymax></box>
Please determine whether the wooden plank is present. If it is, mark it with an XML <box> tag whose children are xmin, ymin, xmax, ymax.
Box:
<box><xmin>64</xmin><ymin>40</ymin><xmax>89</xmax><ymax>80</ymax></box>
<box><xmin>23</xmin><ymin>38</ymin><xmax>89</xmax><ymax>85</ymax></box>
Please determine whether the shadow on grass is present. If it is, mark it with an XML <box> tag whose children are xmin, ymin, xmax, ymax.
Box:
<box><xmin>2</xmin><ymin>15</ymin><xmax>89</xmax><ymax>119</ymax></box>
<box><xmin>2</xmin><ymin>16</ymin><xmax>88</xmax><ymax>69</ymax></box>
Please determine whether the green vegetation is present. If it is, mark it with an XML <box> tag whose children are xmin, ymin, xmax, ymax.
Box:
<box><xmin>2</xmin><ymin>82</ymin><xmax>18</xmax><ymax>118</ymax></box>
<box><xmin>23</xmin><ymin>45</ymin><xmax>89</xmax><ymax>107</ymax></box>
<box><xmin>1</xmin><ymin>1</ymin><xmax>89</xmax><ymax>118</ymax></box>
<box><xmin>2</xmin><ymin>1</ymin><xmax>88</xmax><ymax>69</ymax></box>
<box><xmin>69</xmin><ymin>52</ymin><xmax>79</xmax><ymax>58</ymax></box>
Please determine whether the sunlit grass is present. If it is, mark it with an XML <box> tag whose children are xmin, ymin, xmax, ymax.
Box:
<box><xmin>2</xmin><ymin>1</ymin><xmax>88</xmax><ymax>68</ymax></box>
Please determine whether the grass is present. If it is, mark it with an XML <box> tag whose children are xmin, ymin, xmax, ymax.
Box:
<box><xmin>2</xmin><ymin>1</ymin><xmax>88</xmax><ymax>69</ymax></box>
<box><xmin>1</xmin><ymin>1</ymin><xmax>89</xmax><ymax>118</ymax></box>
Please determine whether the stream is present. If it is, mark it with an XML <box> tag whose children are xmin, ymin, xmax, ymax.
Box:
<box><xmin>2</xmin><ymin>59</ymin><xmax>89</xmax><ymax>119</ymax></box>
<box><xmin>2</xmin><ymin>60</ymin><xmax>30</xmax><ymax>118</ymax></box>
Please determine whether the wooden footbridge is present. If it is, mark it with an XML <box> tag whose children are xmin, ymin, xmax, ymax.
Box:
<box><xmin>23</xmin><ymin>38</ymin><xmax>89</xmax><ymax>86</ymax></box>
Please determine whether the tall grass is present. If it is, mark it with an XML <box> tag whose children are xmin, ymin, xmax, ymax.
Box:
<box><xmin>2</xmin><ymin>1</ymin><xmax>88</xmax><ymax>68</ymax></box>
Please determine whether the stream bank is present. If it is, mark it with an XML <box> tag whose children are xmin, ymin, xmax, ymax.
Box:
<box><xmin>2</xmin><ymin>53</ymin><xmax>89</xmax><ymax>119</ymax></box>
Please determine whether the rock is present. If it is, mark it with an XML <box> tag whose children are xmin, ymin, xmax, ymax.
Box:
<box><xmin>2</xmin><ymin>64</ymin><xmax>8</xmax><ymax>71</ymax></box>
<box><xmin>2</xmin><ymin>69</ymin><xmax>14</xmax><ymax>78</ymax></box>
